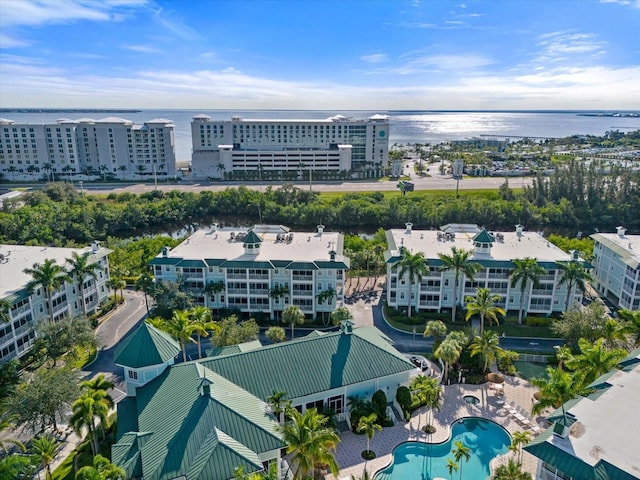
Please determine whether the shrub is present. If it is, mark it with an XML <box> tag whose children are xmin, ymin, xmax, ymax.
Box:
<box><xmin>525</xmin><ymin>316</ymin><xmax>553</xmax><ymax>327</ymax></box>
<box><xmin>396</xmin><ymin>386</ymin><xmax>412</xmax><ymax>417</ymax></box>
<box><xmin>372</xmin><ymin>389</ymin><xmax>388</xmax><ymax>421</ymax></box>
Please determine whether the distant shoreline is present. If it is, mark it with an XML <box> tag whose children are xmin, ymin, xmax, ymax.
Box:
<box><xmin>0</xmin><ymin>108</ymin><xmax>142</xmax><ymax>114</ymax></box>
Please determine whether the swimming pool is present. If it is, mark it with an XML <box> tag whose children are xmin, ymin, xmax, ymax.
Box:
<box><xmin>374</xmin><ymin>417</ymin><xmax>511</xmax><ymax>480</ymax></box>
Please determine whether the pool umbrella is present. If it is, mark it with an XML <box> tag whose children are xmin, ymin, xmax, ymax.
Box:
<box><xmin>487</xmin><ymin>372</ymin><xmax>504</xmax><ymax>384</ymax></box>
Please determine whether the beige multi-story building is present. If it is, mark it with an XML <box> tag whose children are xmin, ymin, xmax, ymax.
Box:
<box><xmin>149</xmin><ymin>224</ymin><xmax>349</xmax><ymax>319</ymax></box>
<box><xmin>0</xmin><ymin>117</ymin><xmax>176</xmax><ymax>181</ymax></box>
<box><xmin>385</xmin><ymin>223</ymin><xmax>588</xmax><ymax>317</ymax></box>
<box><xmin>591</xmin><ymin>227</ymin><xmax>640</xmax><ymax>310</ymax></box>
<box><xmin>0</xmin><ymin>242</ymin><xmax>111</xmax><ymax>363</ymax></box>
<box><xmin>190</xmin><ymin>114</ymin><xmax>390</xmax><ymax>179</ymax></box>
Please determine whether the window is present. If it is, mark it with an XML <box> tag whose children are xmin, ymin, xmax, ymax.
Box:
<box><xmin>128</xmin><ymin>370</ymin><xmax>138</xmax><ymax>380</ymax></box>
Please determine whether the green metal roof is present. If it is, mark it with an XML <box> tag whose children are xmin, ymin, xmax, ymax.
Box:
<box><xmin>1</xmin><ymin>288</ymin><xmax>29</xmax><ymax>305</ymax></box>
<box><xmin>114</xmin><ymin>322</ymin><xmax>180</xmax><ymax>369</ymax></box>
<box><xmin>315</xmin><ymin>260</ymin><xmax>350</xmax><ymax>269</ymax></box>
<box><xmin>524</xmin><ymin>428</ymin><xmax>638</xmax><ymax>480</ymax></box>
<box><xmin>620</xmin><ymin>347</ymin><xmax>640</xmax><ymax>368</ymax></box>
<box><xmin>201</xmin><ymin>326</ymin><xmax>415</xmax><ymax>401</ymax></box>
<box><xmin>220</xmin><ymin>260</ymin><xmax>275</xmax><ymax>269</ymax></box>
<box><xmin>177</xmin><ymin>259</ymin><xmax>207</xmax><ymax>268</ymax></box>
<box><xmin>205</xmin><ymin>340</ymin><xmax>262</xmax><ymax>358</ymax></box>
<box><xmin>472</xmin><ymin>229</ymin><xmax>495</xmax><ymax>243</ymax></box>
<box><xmin>243</xmin><ymin>230</ymin><xmax>262</xmax><ymax>244</ymax></box>
<box><xmin>148</xmin><ymin>257</ymin><xmax>182</xmax><ymax>266</ymax></box>
<box><xmin>285</xmin><ymin>261</ymin><xmax>319</xmax><ymax>270</ymax></box>
<box><xmin>204</xmin><ymin>258</ymin><xmax>226</xmax><ymax>267</ymax></box>
<box><xmin>270</xmin><ymin>259</ymin><xmax>291</xmax><ymax>268</ymax></box>
<box><xmin>115</xmin><ymin>362</ymin><xmax>282</xmax><ymax>480</ymax></box>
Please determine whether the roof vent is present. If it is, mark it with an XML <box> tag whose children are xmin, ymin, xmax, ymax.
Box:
<box><xmin>515</xmin><ymin>224</ymin><xmax>524</xmax><ymax>237</ymax></box>
<box><xmin>91</xmin><ymin>241</ymin><xmax>101</xmax><ymax>253</ymax></box>
<box><xmin>405</xmin><ymin>222</ymin><xmax>413</xmax><ymax>233</ymax></box>
<box><xmin>317</xmin><ymin>224</ymin><xmax>325</xmax><ymax>234</ymax></box>
<box><xmin>162</xmin><ymin>246</ymin><xmax>170</xmax><ymax>258</ymax></box>
<box><xmin>616</xmin><ymin>226</ymin><xmax>626</xmax><ymax>237</ymax></box>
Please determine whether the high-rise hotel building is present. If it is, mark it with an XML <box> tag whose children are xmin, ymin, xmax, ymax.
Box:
<box><xmin>190</xmin><ymin>114</ymin><xmax>390</xmax><ymax>179</ymax></box>
<box><xmin>0</xmin><ymin>117</ymin><xmax>176</xmax><ymax>181</ymax></box>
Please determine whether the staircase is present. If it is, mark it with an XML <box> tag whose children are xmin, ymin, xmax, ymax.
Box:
<box><xmin>336</xmin><ymin>419</ymin><xmax>350</xmax><ymax>433</ymax></box>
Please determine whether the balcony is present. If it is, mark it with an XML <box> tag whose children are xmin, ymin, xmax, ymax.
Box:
<box><xmin>227</xmin><ymin>288</ymin><xmax>247</xmax><ymax>295</ymax></box>
<box><xmin>248</xmin><ymin>273</ymin><xmax>269</xmax><ymax>280</ymax></box>
<box><xmin>419</xmin><ymin>301</ymin><xmax>440</xmax><ymax>308</ymax></box>
<box><xmin>293</xmin><ymin>274</ymin><xmax>313</xmax><ymax>281</ymax></box>
<box><xmin>11</xmin><ymin>304</ymin><xmax>32</xmax><ymax>318</ymax></box>
<box><xmin>227</xmin><ymin>273</ymin><xmax>246</xmax><ymax>280</ymax></box>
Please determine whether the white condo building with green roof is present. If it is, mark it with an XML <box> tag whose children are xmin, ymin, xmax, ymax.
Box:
<box><xmin>525</xmin><ymin>348</ymin><xmax>640</xmax><ymax>480</ymax></box>
<box><xmin>149</xmin><ymin>224</ymin><xmax>349</xmax><ymax>319</ymax></box>
<box><xmin>384</xmin><ymin>223</ymin><xmax>588</xmax><ymax>317</ymax></box>
<box><xmin>0</xmin><ymin>242</ymin><xmax>111</xmax><ymax>363</ymax></box>
<box><xmin>591</xmin><ymin>227</ymin><xmax>640</xmax><ymax>310</ymax></box>
<box><xmin>113</xmin><ymin>321</ymin><xmax>416</xmax><ymax>480</ymax></box>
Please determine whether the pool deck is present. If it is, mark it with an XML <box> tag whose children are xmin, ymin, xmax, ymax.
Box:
<box><xmin>326</xmin><ymin>374</ymin><xmax>547</xmax><ymax>480</ymax></box>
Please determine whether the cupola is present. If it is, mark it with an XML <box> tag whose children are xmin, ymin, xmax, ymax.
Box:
<box><xmin>472</xmin><ymin>228</ymin><xmax>494</xmax><ymax>256</ymax></box>
<box><xmin>243</xmin><ymin>230</ymin><xmax>262</xmax><ymax>255</ymax></box>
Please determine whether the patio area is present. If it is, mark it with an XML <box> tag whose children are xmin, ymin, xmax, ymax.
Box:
<box><xmin>327</xmin><ymin>374</ymin><xmax>547</xmax><ymax>480</ymax></box>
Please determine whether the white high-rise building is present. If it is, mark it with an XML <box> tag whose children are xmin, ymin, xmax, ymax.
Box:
<box><xmin>591</xmin><ymin>227</ymin><xmax>640</xmax><ymax>310</ymax></box>
<box><xmin>190</xmin><ymin>114</ymin><xmax>390</xmax><ymax>180</ymax></box>
<box><xmin>0</xmin><ymin>117</ymin><xmax>176</xmax><ymax>181</ymax></box>
<box><xmin>0</xmin><ymin>242</ymin><xmax>112</xmax><ymax>363</ymax></box>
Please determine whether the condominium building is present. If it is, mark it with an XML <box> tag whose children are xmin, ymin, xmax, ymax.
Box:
<box><xmin>0</xmin><ymin>242</ymin><xmax>112</xmax><ymax>363</ymax></box>
<box><xmin>0</xmin><ymin>117</ymin><xmax>176</xmax><ymax>181</ymax></box>
<box><xmin>149</xmin><ymin>224</ymin><xmax>349</xmax><ymax>318</ymax></box>
<box><xmin>591</xmin><ymin>227</ymin><xmax>640</xmax><ymax>310</ymax></box>
<box><xmin>190</xmin><ymin>114</ymin><xmax>390</xmax><ymax>179</ymax></box>
<box><xmin>385</xmin><ymin>223</ymin><xmax>588</xmax><ymax>317</ymax></box>
<box><xmin>525</xmin><ymin>348</ymin><xmax>640</xmax><ymax>480</ymax></box>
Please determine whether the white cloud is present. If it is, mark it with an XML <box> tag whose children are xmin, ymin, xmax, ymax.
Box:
<box><xmin>536</xmin><ymin>31</ymin><xmax>606</xmax><ymax>62</ymax></box>
<box><xmin>0</xmin><ymin>34</ymin><xmax>30</xmax><ymax>49</ymax></box>
<box><xmin>600</xmin><ymin>0</ymin><xmax>640</xmax><ymax>7</ymax></box>
<box><xmin>360</xmin><ymin>53</ymin><xmax>388</xmax><ymax>64</ymax></box>
<box><xmin>124</xmin><ymin>44</ymin><xmax>161</xmax><ymax>54</ymax></box>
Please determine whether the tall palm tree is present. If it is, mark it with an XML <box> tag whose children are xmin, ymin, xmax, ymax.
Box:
<box><xmin>316</xmin><ymin>287</ymin><xmax>337</xmax><ymax>325</ymax></box>
<box><xmin>557</xmin><ymin>261</ymin><xmax>592</xmax><ymax>311</ymax></box>
<box><xmin>446</xmin><ymin>459</ymin><xmax>459</xmax><ymax>480</ymax></box>
<box><xmin>70</xmin><ymin>389</ymin><xmax>110</xmax><ymax>456</ymax></box>
<box><xmin>423</xmin><ymin>320</ymin><xmax>447</xmax><ymax>343</ymax></box>
<box><xmin>31</xmin><ymin>435</ymin><xmax>58</xmax><ymax>480</ymax></box>
<box><xmin>410</xmin><ymin>375</ymin><xmax>441</xmax><ymax>430</ymax></box>
<box><xmin>509</xmin><ymin>431</ymin><xmax>532</xmax><ymax>464</ymax></box>
<box><xmin>164</xmin><ymin>310</ymin><xmax>197</xmax><ymax>362</ymax></box>
<box><xmin>493</xmin><ymin>459</ymin><xmax>532</xmax><ymax>480</ymax></box>
<box><xmin>0</xmin><ymin>298</ymin><xmax>11</xmax><ymax>324</ymax></box>
<box><xmin>396</xmin><ymin>249</ymin><xmax>429</xmax><ymax>317</ymax></box>
<box><xmin>452</xmin><ymin>440</ymin><xmax>471</xmax><ymax>480</ymax></box>
<box><xmin>435</xmin><ymin>338</ymin><xmax>463</xmax><ymax>381</ymax></box>
<box><xmin>470</xmin><ymin>330</ymin><xmax>505</xmax><ymax>372</ymax></box>
<box><xmin>282</xmin><ymin>305</ymin><xmax>305</xmax><ymax>341</ymax></box>
<box><xmin>189</xmin><ymin>306</ymin><xmax>217</xmax><ymax>359</ymax></box>
<box><xmin>602</xmin><ymin>318</ymin><xmax>629</xmax><ymax>349</ymax></box>
<box><xmin>565</xmin><ymin>338</ymin><xmax>627</xmax><ymax>386</ymax></box>
<box><xmin>76</xmin><ymin>454</ymin><xmax>126</xmax><ymax>480</ymax></box>
<box><xmin>531</xmin><ymin>367</ymin><xmax>587</xmax><ymax>423</ymax></box>
<box><xmin>268</xmin><ymin>284</ymin><xmax>289</xmax><ymax>320</ymax></box>
<box><xmin>510</xmin><ymin>258</ymin><xmax>547</xmax><ymax>324</ymax></box>
<box><xmin>24</xmin><ymin>259</ymin><xmax>71</xmax><ymax>323</ymax></box>
<box><xmin>66</xmin><ymin>251</ymin><xmax>103</xmax><ymax>316</ymax></box>
<box><xmin>279</xmin><ymin>408</ymin><xmax>340</xmax><ymax>480</ymax></box>
<box><xmin>356</xmin><ymin>413</ymin><xmax>382</xmax><ymax>456</ymax></box>
<box><xmin>267</xmin><ymin>390</ymin><xmax>290</xmax><ymax>426</ymax></box>
<box><xmin>438</xmin><ymin>247</ymin><xmax>482</xmax><ymax>322</ymax></box>
<box><xmin>134</xmin><ymin>272</ymin><xmax>155</xmax><ymax>315</ymax></box>
<box><xmin>81</xmin><ymin>373</ymin><xmax>114</xmax><ymax>440</ymax></box>
<box><xmin>554</xmin><ymin>345</ymin><xmax>574</xmax><ymax>371</ymax></box>
<box><xmin>465</xmin><ymin>287</ymin><xmax>505</xmax><ymax>333</ymax></box>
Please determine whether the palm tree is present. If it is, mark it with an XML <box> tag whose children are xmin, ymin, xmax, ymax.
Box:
<box><xmin>470</xmin><ymin>330</ymin><xmax>506</xmax><ymax>372</ymax></box>
<box><xmin>268</xmin><ymin>284</ymin><xmax>289</xmax><ymax>320</ymax></box>
<box><xmin>266</xmin><ymin>326</ymin><xmax>286</xmax><ymax>343</ymax></box>
<box><xmin>70</xmin><ymin>389</ymin><xmax>110</xmax><ymax>456</ymax></box>
<box><xmin>163</xmin><ymin>310</ymin><xmax>197</xmax><ymax>362</ymax></box>
<box><xmin>42</xmin><ymin>162</ymin><xmax>53</xmax><ymax>181</ymax></box>
<box><xmin>509</xmin><ymin>431</ymin><xmax>532</xmax><ymax>464</ymax></box>
<box><xmin>438</xmin><ymin>247</ymin><xmax>482</xmax><ymax>322</ymax></box>
<box><xmin>411</xmin><ymin>375</ymin><xmax>441</xmax><ymax>430</ymax></box>
<box><xmin>554</xmin><ymin>344</ymin><xmax>574</xmax><ymax>371</ymax></box>
<box><xmin>282</xmin><ymin>305</ymin><xmax>305</xmax><ymax>341</ymax></box>
<box><xmin>118</xmin><ymin>164</ymin><xmax>128</xmax><ymax>180</ymax></box>
<box><xmin>66</xmin><ymin>251</ymin><xmax>103</xmax><ymax>316</ymax></box>
<box><xmin>452</xmin><ymin>440</ymin><xmax>471</xmax><ymax>480</ymax></box>
<box><xmin>531</xmin><ymin>367</ymin><xmax>587</xmax><ymax>423</ymax></box>
<box><xmin>76</xmin><ymin>454</ymin><xmax>126</xmax><ymax>480</ymax></box>
<box><xmin>316</xmin><ymin>287</ymin><xmax>337</xmax><ymax>325</ymax></box>
<box><xmin>330</xmin><ymin>306</ymin><xmax>352</xmax><ymax>326</ymax></box>
<box><xmin>557</xmin><ymin>261</ymin><xmax>592</xmax><ymax>311</ymax></box>
<box><xmin>356</xmin><ymin>413</ymin><xmax>382</xmax><ymax>456</ymax></box>
<box><xmin>423</xmin><ymin>320</ymin><xmax>447</xmax><ymax>343</ymax></box>
<box><xmin>435</xmin><ymin>339</ymin><xmax>462</xmax><ymax>381</ymax></box>
<box><xmin>465</xmin><ymin>287</ymin><xmax>505</xmax><ymax>333</ymax></box>
<box><xmin>279</xmin><ymin>408</ymin><xmax>340</xmax><ymax>480</ymax></box>
<box><xmin>510</xmin><ymin>258</ymin><xmax>547</xmax><ymax>324</ymax></box>
<box><xmin>0</xmin><ymin>410</ymin><xmax>26</xmax><ymax>452</ymax></box>
<box><xmin>602</xmin><ymin>318</ymin><xmax>628</xmax><ymax>349</ymax></box>
<box><xmin>493</xmin><ymin>459</ymin><xmax>532</xmax><ymax>480</ymax></box>
<box><xmin>396</xmin><ymin>249</ymin><xmax>429</xmax><ymax>317</ymax></box>
<box><xmin>189</xmin><ymin>306</ymin><xmax>217</xmax><ymax>359</ymax></box>
<box><xmin>136</xmin><ymin>164</ymin><xmax>147</xmax><ymax>176</ymax></box>
<box><xmin>267</xmin><ymin>390</ymin><xmax>290</xmax><ymax>426</ymax></box>
<box><xmin>565</xmin><ymin>338</ymin><xmax>627</xmax><ymax>386</ymax></box>
<box><xmin>24</xmin><ymin>258</ymin><xmax>71</xmax><ymax>323</ymax></box>
<box><xmin>31</xmin><ymin>435</ymin><xmax>58</xmax><ymax>480</ymax></box>
<box><xmin>0</xmin><ymin>298</ymin><xmax>11</xmax><ymax>324</ymax></box>
<box><xmin>205</xmin><ymin>280</ymin><xmax>226</xmax><ymax>310</ymax></box>
<box><xmin>619</xmin><ymin>309</ymin><xmax>640</xmax><ymax>347</ymax></box>
<box><xmin>134</xmin><ymin>272</ymin><xmax>155</xmax><ymax>315</ymax></box>
<box><xmin>446</xmin><ymin>458</ymin><xmax>459</xmax><ymax>480</ymax></box>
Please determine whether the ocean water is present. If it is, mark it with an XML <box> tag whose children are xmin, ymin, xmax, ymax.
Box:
<box><xmin>2</xmin><ymin>109</ymin><xmax>639</xmax><ymax>163</ymax></box>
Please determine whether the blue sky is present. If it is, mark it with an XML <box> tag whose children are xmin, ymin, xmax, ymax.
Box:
<box><xmin>1</xmin><ymin>0</ymin><xmax>639</xmax><ymax>110</ymax></box>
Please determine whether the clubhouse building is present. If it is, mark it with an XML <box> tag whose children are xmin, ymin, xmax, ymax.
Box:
<box><xmin>113</xmin><ymin>321</ymin><xmax>416</xmax><ymax>480</ymax></box>
<box><xmin>0</xmin><ymin>242</ymin><xmax>111</xmax><ymax>363</ymax></box>
<box><xmin>385</xmin><ymin>223</ymin><xmax>589</xmax><ymax>317</ymax></box>
<box><xmin>149</xmin><ymin>224</ymin><xmax>349</xmax><ymax>319</ymax></box>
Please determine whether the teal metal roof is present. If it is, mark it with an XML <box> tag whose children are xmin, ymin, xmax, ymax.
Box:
<box><xmin>524</xmin><ymin>428</ymin><xmax>638</xmax><ymax>480</ymax></box>
<box><xmin>243</xmin><ymin>230</ymin><xmax>262</xmax><ymax>244</ymax></box>
<box><xmin>220</xmin><ymin>260</ymin><xmax>274</xmax><ymax>269</ymax></box>
<box><xmin>114</xmin><ymin>322</ymin><xmax>180</xmax><ymax>368</ymax></box>
<box><xmin>315</xmin><ymin>260</ymin><xmax>350</xmax><ymax>269</ymax></box>
<box><xmin>472</xmin><ymin>229</ymin><xmax>495</xmax><ymax>243</ymax></box>
<box><xmin>270</xmin><ymin>259</ymin><xmax>291</xmax><ymax>267</ymax></box>
<box><xmin>285</xmin><ymin>261</ymin><xmax>319</xmax><ymax>270</ymax></box>
<box><xmin>177</xmin><ymin>259</ymin><xmax>207</xmax><ymax>268</ymax></box>
<box><xmin>115</xmin><ymin>362</ymin><xmax>282</xmax><ymax>480</ymax></box>
<box><xmin>204</xmin><ymin>258</ymin><xmax>226</xmax><ymax>266</ymax></box>
<box><xmin>201</xmin><ymin>326</ymin><xmax>415</xmax><ymax>401</ymax></box>
<box><xmin>1</xmin><ymin>288</ymin><xmax>29</xmax><ymax>305</ymax></box>
<box><xmin>148</xmin><ymin>257</ymin><xmax>182</xmax><ymax>266</ymax></box>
